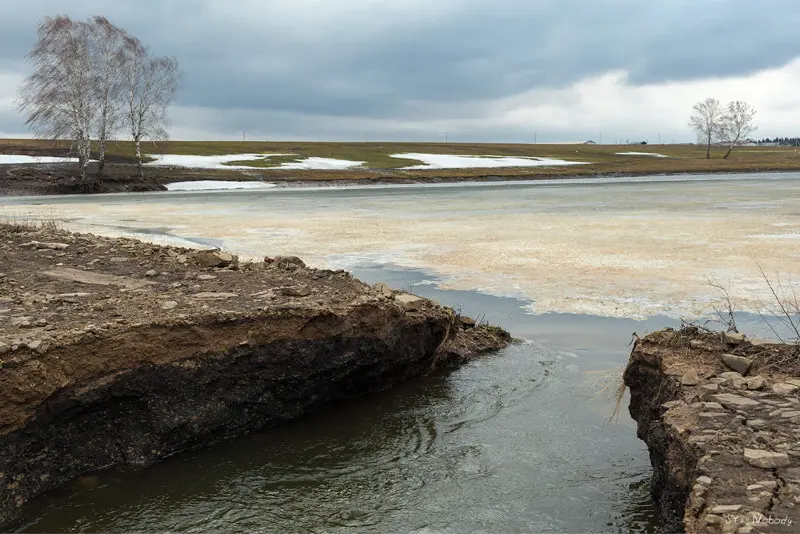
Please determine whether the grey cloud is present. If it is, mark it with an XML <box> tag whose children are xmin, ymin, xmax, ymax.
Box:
<box><xmin>1</xmin><ymin>0</ymin><xmax>799</xmax><ymax>139</ymax></box>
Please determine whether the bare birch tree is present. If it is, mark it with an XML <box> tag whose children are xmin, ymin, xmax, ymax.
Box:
<box><xmin>719</xmin><ymin>101</ymin><xmax>757</xmax><ymax>159</ymax></box>
<box><xmin>689</xmin><ymin>97</ymin><xmax>724</xmax><ymax>159</ymax></box>
<box><xmin>89</xmin><ymin>17</ymin><xmax>128</xmax><ymax>177</ymax></box>
<box><xmin>20</xmin><ymin>16</ymin><xmax>181</xmax><ymax>183</ymax></box>
<box><xmin>122</xmin><ymin>37</ymin><xmax>181</xmax><ymax>177</ymax></box>
<box><xmin>18</xmin><ymin>16</ymin><xmax>96</xmax><ymax>182</ymax></box>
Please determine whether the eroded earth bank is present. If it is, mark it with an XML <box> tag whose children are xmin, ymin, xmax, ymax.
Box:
<box><xmin>0</xmin><ymin>223</ymin><xmax>510</xmax><ymax>530</ymax></box>
<box><xmin>625</xmin><ymin>327</ymin><xmax>800</xmax><ymax>533</ymax></box>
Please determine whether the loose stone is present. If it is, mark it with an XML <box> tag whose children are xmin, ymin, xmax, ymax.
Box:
<box><xmin>725</xmin><ymin>332</ymin><xmax>746</xmax><ymax>344</ymax></box>
<box><xmin>681</xmin><ymin>370</ymin><xmax>701</xmax><ymax>386</ymax></box>
<box><xmin>772</xmin><ymin>383</ymin><xmax>799</xmax><ymax>395</ymax></box>
<box><xmin>743</xmin><ymin>448</ymin><xmax>791</xmax><ymax>469</ymax></box>
<box><xmin>746</xmin><ymin>376</ymin><xmax>766</xmax><ymax>390</ymax></box>
<box><xmin>722</xmin><ymin>354</ymin><xmax>752</xmax><ymax>375</ymax></box>
<box><xmin>395</xmin><ymin>294</ymin><xmax>425</xmax><ymax>311</ymax></box>
<box><xmin>374</xmin><ymin>282</ymin><xmax>394</xmax><ymax>299</ymax></box>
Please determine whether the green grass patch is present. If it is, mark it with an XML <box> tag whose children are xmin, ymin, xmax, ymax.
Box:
<box><xmin>222</xmin><ymin>154</ymin><xmax>303</xmax><ymax>168</ymax></box>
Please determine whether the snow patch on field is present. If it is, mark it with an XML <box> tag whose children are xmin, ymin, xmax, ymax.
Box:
<box><xmin>146</xmin><ymin>154</ymin><xmax>364</xmax><ymax>170</ymax></box>
<box><xmin>0</xmin><ymin>155</ymin><xmax>80</xmax><ymax>165</ymax></box>
<box><xmin>165</xmin><ymin>181</ymin><xmax>277</xmax><ymax>191</ymax></box>
<box><xmin>392</xmin><ymin>153</ymin><xmax>588</xmax><ymax>169</ymax></box>
<box><xmin>145</xmin><ymin>154</ymin><xmax>284</xmax><ymax>169</ymax></box>
<box><xmin>615</xmin><ymin>152</ymin><xmax>668</xmax><ymax>158</ymax></box>
<box><xmin>276</xmin><ymin>157</ymin><xmax>363</xmax><ymax>170</ymax></box>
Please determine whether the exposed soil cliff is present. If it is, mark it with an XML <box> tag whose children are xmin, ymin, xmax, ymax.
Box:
<box><xmin>625</xmin><ymin>327</ymin><xmax>800</xmax><ymax>533</ymax></box>
<box><xmin>0</xmin><ymin>223</ymin><xmax>511</xmax><ymax>530</ymax></box>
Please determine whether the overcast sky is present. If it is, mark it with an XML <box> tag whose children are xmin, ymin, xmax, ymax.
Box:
<box><xmin>1</xmin><ymin>0</ymin><xmax>799</xmax><ymax>143</ymax></box>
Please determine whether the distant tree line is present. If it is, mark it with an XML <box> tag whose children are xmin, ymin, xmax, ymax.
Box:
<box><xmin>756</xmin><ymin>137</ymin><xmax>800</xmax><ymax>146</ymax></box>
<box><xmin>17</xmin><ymin>16</ymin><xmax>182</xmax><ymax>183</ymax></box>
<box><xmin>689</xmin><ymin>97</ymin><xmax>757</xmax><ymax>159</ymax></box>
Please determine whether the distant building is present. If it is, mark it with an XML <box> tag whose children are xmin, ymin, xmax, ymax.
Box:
<box><xmin>583</xmin><ymin>140</ymin><xmax>596</xmax><ymax>145</ymax></box>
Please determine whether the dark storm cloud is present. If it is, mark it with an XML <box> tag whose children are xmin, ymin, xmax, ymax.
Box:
<box><xmin>1</xmin><ymin>0</ymin><xmax>799</xmax><ymax>137</ymax></box>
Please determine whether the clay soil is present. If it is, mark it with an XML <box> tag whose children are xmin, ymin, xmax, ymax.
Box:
<box><xmin>0</xmin><ymin>221</ymin><xmax>508</xmax><ymax>433</ymax></box>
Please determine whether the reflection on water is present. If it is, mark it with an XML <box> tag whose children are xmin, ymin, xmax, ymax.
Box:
<box><xmin>21</xmin><ymin>266</ymin><xmax>662</xmax><ymax>533</ymax></box>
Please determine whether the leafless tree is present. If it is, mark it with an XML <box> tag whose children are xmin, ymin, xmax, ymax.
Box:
<box><xmin>20</xmin><ymin>16</ymin><xmax>180</xmax><ymax>182</ymax></box>
<box><xmin>18</xmin><ymin>16</ymin><xmax>95</xmax><ymax>182</ymax></box>
<box><xmin>689</xmin><ymin>97</ymin><xmax>724</xmax><ymax>159</ymax></box>
<box><xmin>122</xmin><ymin>37</ymin><xmax>181</xmax><ymax>177</ymax></box>
<box><xmin>719</xmin><ymin>100</ymin><xmax>757</xmax><ymax>159</ymax></box>
<box><xmin>89</xmin><ymin>17</ymin><xmax>128</xmax><ymax>177</ymax></box>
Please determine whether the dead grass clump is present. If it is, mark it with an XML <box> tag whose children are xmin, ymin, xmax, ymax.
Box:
<box><xmin>0</xmin><ymin>210</ymin><xmax>62</xmax><ymax>234</ymax></box>
<box><xmin>756</xmin><ymin>265</ymin><xmax>800</xmax><ymax>344</ymax></box>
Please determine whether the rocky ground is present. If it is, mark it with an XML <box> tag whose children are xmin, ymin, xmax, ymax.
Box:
<box><xmin>625</xmin><ymin>327</ymin><xmax>800</xmax><ymax>533</ymax></box>
<box><xmin>0</xmin><ymin>222</ymin><xmax>511</xmax><ymax>530</ymax></box>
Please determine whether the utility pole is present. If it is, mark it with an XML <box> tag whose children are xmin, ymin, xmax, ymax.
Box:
<box><xmin>534</xmin><ymin>132</ymin><xmax>537</xmax><ymax>144</ymax></box>
<box><xmin>243</xmin><ymin>129</ymin><xmax>246</xmax><ymax>142</ymax></box>
<box><xmin>445</xmin><ymin>132</ymin><xmax>448</xmax><ymax>144</ymax></box>
<box><xmin>365</xmin><ymin>132</ymin><xmax>368</xmax><ymax>142</ymax></box>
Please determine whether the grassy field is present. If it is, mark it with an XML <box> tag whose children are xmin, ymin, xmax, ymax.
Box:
<box><xmin>2</xmin><ymin>138</ymin><xmax>800</xmax><ymax>182</ymax></box>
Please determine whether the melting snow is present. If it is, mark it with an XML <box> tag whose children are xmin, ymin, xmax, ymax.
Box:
<box><xmin>0</xmin><ymin>155</ymin><xmax>81</xmax><ymax>165</ymax></box>
<box><xmin>276</xmin><ymin>157</ymin><xmax>363</xmax><ymax>170</ymax></box>
<box><xmin>392</xmin><ymin>153</ymin><xmax>588</xmax><ymax>169</ymax></box>
<box><xmin>615</xmin><ymin>152</ymin><xmax>668</xmax><ymax>158</ymax></box>
<box><xmin>165</xmin><ymin>180</ymin><xmax>277</xmax><ymax>191</ymax></box>
<box><xmin>145</xmin><ymin>154</ymin><xmax>283</xmax><ymax>169</ymax></box>
<box><xmin>146</xmin><ymin>154</ymin><xmax>364</xmax><ymax>170</ymax></box>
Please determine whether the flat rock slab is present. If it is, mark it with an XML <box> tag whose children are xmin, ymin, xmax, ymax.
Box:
<box><xmin>279</xmin><ymin>286</ymin><xmax>310</xmax><ymax>297</ymax></box>
<box><xmin>395</xmin><ymin>294</ymin><xmax>425</xmax><ymax>311</ymax></box>
<box><xmin>710</xmin><ymin>504</ymin><xmax>742</xmax><ymax>514</ymax></box>
<box><xmin>744</xmin><ymin>448</ymin><xmax>791</xmax><ymax>469</ymax></box>
<box><xmin>773</xmin><ymin>383</ymin><xmax>800</xmax><ymax>395</ymax></box>
<box><xmin>42</xmin><ymin>268</ymin><xmax>154</xmax><ymax>290</ymax></box>
<box><xmin>191</xmin><ymin>292</ymin><xmax>239</xmax><ymax>300</ymax></box>
<box><xmin>713</xmin><ymin>393</ymin><xmax>760</xmax><ymax>408</ymax></box>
